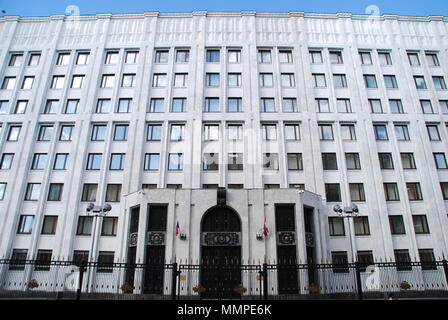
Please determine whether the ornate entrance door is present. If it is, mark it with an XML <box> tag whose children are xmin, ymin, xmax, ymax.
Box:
<box><xmin>200</xmin><ymin>206</ymin><xmax>241</xmax><ymax>299</ymax></box>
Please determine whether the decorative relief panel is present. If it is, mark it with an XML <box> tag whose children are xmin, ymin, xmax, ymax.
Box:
<box><xmin>147</xmin><ymin>232</ymin><xmax>165</xmax><ymax>245</ymax></box>
<box><xmin>202</xmin><ymin>232</ymin><xmax>241</xmax><ymax>246</ymax></box>
<box><xmin>277</xmin><ymin>231</ymin><xmax>296</xmax><ymax>246</ymax></box>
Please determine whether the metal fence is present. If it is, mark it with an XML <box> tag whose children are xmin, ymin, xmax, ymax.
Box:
<box><xmin>1</xmin><ymin>259</ymin><xmax>447</xmax><ymax>300</ymax></box>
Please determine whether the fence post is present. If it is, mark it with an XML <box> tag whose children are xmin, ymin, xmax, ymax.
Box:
<box><xmin>76</xmin><ymin>261</ymin><xmax>86</xmax><ymax>301</ymax></box>
<box><xmin>262</xmin><ymin>263</ymin><xmax>268</xmax><ymax>299</ymax></box>
<box><xmin>354</xmin><ymin>262</ymin><xmax>363</xmax><ymax>300</ymax></box>
<box><xmin>171</xmin><ymin>262</ymin><xmax>178</xmax><ymax>300</ymax></box>
<box><xmin>442</xmin><ymin>260</ymin><xmax>448</xmax><ymax>287</ymax></box>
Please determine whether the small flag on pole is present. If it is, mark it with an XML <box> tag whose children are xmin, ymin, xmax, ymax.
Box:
<box><xmin>175</xmin><ymin>221</ymin><xmax>180</xmax><ymax>237</ymax></box>
<box><xmin>262</xmin><ymin>218</ymin><xmax>269</xmax><ymax>237</ymax></box>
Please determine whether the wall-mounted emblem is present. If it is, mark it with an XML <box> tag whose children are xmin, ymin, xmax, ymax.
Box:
<box><xmin>129</xmin><ymin>232</ymin><xmax>138</xmax><ymax>247</ymax></box>
<box><xmin>202</xmin><ymin>232</ymin><xmax>241</xmax><ymax>246</ymax></box>
<box><xmin>277</xmin><ymin>231</ymin><xmax>296</xmax><ymax>245</ymax></box>
<box><xmin>147</xmin><ymin>232</ymin><xmax>165</xmax><ymax>245</ymax></box>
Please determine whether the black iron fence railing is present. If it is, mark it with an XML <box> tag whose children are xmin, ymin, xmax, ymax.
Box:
<box><xmin>0</xmin><ymin>259</ymin><xmax>447</xmax><ymax>300</ymax></box>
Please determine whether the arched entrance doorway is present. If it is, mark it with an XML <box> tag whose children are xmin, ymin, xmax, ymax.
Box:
<box><xmin>200</xmin><ymin>205</ymin><xmax>241</xmax><ymax>299</ymax></box>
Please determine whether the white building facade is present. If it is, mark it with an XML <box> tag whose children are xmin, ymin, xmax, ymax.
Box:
<box><xmin>0</xmin><ymin>11</ymin><xmax>448</xmax><ymax>295</ymax></box>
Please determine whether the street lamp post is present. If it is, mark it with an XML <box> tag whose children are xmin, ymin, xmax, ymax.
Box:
<box><xmin>333</xmin><ymin>204</ymin><xmax>363</xmax><ymax>300</ymax></box>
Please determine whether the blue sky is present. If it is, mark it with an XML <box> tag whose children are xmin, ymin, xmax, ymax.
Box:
<box><xmin>0</xmin><ymin>0</ymin><xmax>447</xmax><ymax>17</ymax></box>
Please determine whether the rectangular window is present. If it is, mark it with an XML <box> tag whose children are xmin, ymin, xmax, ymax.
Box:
<box><xmin>281</xmin><ymin>73</ymin><xmax>295</xmax><ymax>87</ymax></box>
<box><xmin>227</xmin><ymin>98</ymin><xmax>242</xmax><ymax>112</ymax></box>
<box><xmin>2</xmin><ymin>77</ymin><xmax>16</xmax><ymax>90</ymax></box>
<box><xmin>374</xmin><ymin>124</ymin><xmax>388</xmax><ymax>140</ymax></box>
<box><xmin>0</xmin><ymin>183</ymin><xmax>6</xmax><ymax>200</ymax></box>
<box><xmin>203</xmin><ymin>124</ymin><xmax>219</xmax><ymax>141</ymax></box>
<box><xmin>171</xmin><ymin>98</ymin><xmax>186</xmax><ymax>113</ymax></box>
<box><xmin>420</xmin><ymin>100</ymin><xmax>434</xmax><ymax>114</ymax></box>
<box><xmin>101</xmin><ymin>217</ymin><xmax>118</xmax><ymax>236</ymax></box>
<box><xmin>258</xmin><ymin>50</ymin><xmax>272</xmax><ymax>63</ymax></box>
<box><xmin>81</xmin><ymin>184</ymin><xmax>97</xmax><ymax>202</ymax></box>
<box><xmin>204</xmin><ymin>98</ymin><xmax>219</xmax><ymax>112</ymax></box>
<box><xmin>359</xmin><ymin>51</ymin><xmax>372</xmax><ymax>65</ymax></box>
<box><xmin>228</xmin><ymin>73</ymin><xmax>241</xmax><ymax>87</ymax></box>
<box><xmin>353</xmin><ymin>217</ymin><xmax>370</xmax><ymax>236</ymax></box>
<box><xmin>206</xmin><ymin>49</ymin><xmax>220</xmax><ymax>63</ymax></box>
<box><xmin>14</xmin><ymin>100</ymin><xmax>28</xmax><ymax>114</ymax></box>
<box><xmin>427</xmin><ymin>125</ymin><xmax>441</xmax><ymax>141</ymax></box>
<box><xmin>333</xmin><ymin>74</ymin><xmax>347</xmax><ymax>88</ymax></box>
<box><xmin>168</xmin><ymin>153</ymin><xmax>183</xmax><ymax>171</ymax></box>
<box><xmin>287</xmin><ymin>153</ymin><xmax>303</xmax><ymax>170</ymax></box>
<box><xmin>227</xmin><ymin>124</ymin><xmax>242</xmax><ymax>140</ymax></box>
<box><xmin>284</xmin><ymin>124</ymin><xmax>300</xmax><ymax>141</ymax></box>
<box><xmin>154</xmin><ymin>50</ymin><xmax>169</xmax><ymax>64</ymax></box>
<box><xmin>17</xmin><ymin>215</ymin><xmax>34</xmax><ymax>234</ymax></box>
<box><xmin>96</xmin><ymin>99</ymin><xmax>111</xmax><ymax>113</ymax></box>
<box><xmin>109</xmin><ymin>153</ymin><xmax>125</xmax><ymax>170</ymax></box>
<box><xmin>439</xmin><ymin>100</ymin><xmax>448</xmax><ymax>113</ymax></box>
<box><xmin>31</xmin><ymin>153</ymin><xmax>48</xmax><ymax>170</ymax></box>
<box><xmin>51</xmin><ymin>76</ymin><xmax>65</xmax><ymax>89</ymax></box>
<box><xmin>206</xmin><ymin>73</ymin><xmax>220</xmax><ymax>87</ymax></box>
<box><xmin>121</xmin><ymin>74</ymin><xmax>135</xmax><ymax>88</ymax></box>
<box><xmin>319</xmin><ymin>124</ymin><xmax>334</xmax><ymax>140</ymax></box>
<box><xmin>117</xmin><ymin>98</ymin><xmax>131</xmax><ymax>113</ymax></box>
<box><xmin>358</xmin><ymin>251</ymin><xmax>374</xmax><ymax>272</ymax></box>
<box><xmin>227</xmin><ymin>153</ymin><xmax>243</xmax><ymax>171</ymax></box>
<box><xmin>113</xmin><ymin>124</ymin><xmax>128</xmax><ymax>141</ymax></box>
<box><xmin>369</xmin><ymin>99</ymin><xmax>383</xmax><ymax>113</ymax></box>
<box><xmin>9</xmin><ymin>53</ymin><xmax>23</xmax><ymax>67</ymax></box>
<box><xmin>379</xmin><ymin>153</ymin><xmax>394</xmax><ymax>169</ymax></box>
<box><xmin>0</xmin><ymin>153</ymin><xmax>14</xmax><ymax>169</ymax></box>
<box><xmin>414</xmin><ymin>76</ymin><xmax>427</xmax><ymax>89</ymax></box>
<box><xmin>71</xmin><ymin>75</ymin><xmax>84</xmax><ymax>89</ymax></box>
<box><xmin>279</xmin><ymin>50</ymin><xmax>293</xmax><ymax>63</ymax></box>
<box><xmin>364</xmin><ymin>75</ymin><xmax>378</xmax><ymax>88</ymax></box>
<box><xmin>378</xmin><ymin>51</ymin><xmax>392</xmax><ymax>65</ymax></box>
<box><xmin>262</xmin><ymin>124</ymin><xmax>277</xmax><ymax>141</ymax></box>
<box><xmin>176</xmin><ymin>49</ymin><xmax>189</xmax><ymax>63</ymax></box>
<box><xmin>86</xmin><ymin>153</ymin><xmax>102</xmax><ymax>170</ymax></box>
<box><xmin>322</xmin><ymin>153</ymin><xmax>338</xmax><ymax>170</ymax></box>
<box><xmin>350</xmin><ymin>183</ymin><xmax>366</xmax><ymax>202</ymax></box>
<box><xmin>76</xmin><ymin>52</ymin><xmax>90</xmax><ymax>65</ymax></box>
<box><xmin>441</xmin><ymin>182</ymin><xmax>448</xmax><ymax>200</ymax></box>
<box><xmin>0</xmin><ymin>100</ymin><xmax>9</xmax><ymax>113</ymax></box>
<box><xmin>263</xmin><ymin>153</ymin><xmax>279</xmax><ymax>170</ymax></box>
<box><xmin>104</xmin><ymin>51</ymin><xmax>119</xmax><ymax>64</ymax></box>
<box><xmin>434</xmin><ymin>153</ymin><xmax>448</xmax><ymax>169</ymax></box>
<box><xmin>407</xmin><ymin>183</ymin><xmax>423</xmax><ymax>201</ymax></box>
<box><xmin>337</xmin><ymin>99</ymin><xmax>352</xmax><ymax>113</ymax></box>
<box><xmin>105</xmin><ymin>184</ymin><xmax>122</xmax><ymax>202</ymax></box>
<box><xmin>57</xmin><ymin>52</ymin><xmax>70</xmax><ymax>65</ymax></box>
<box><xmin>72</xmin><ymin>251</ymin><xmax>89</xmax><ymax>267</ymax></box>
<box><xmin>413</xmin><ymin>215</ymin><xmax>429</xmax><ymax>234</ymax></box>
<box><xmin>148</xmin><ymin>98</ymin><xmax>164</xmax><ymax>113</ymax></box>
<box><xmin>25</xmin><ymin>183</ymin><xmax>41</xmax><ymax>201</ymax></box>
<box><xmin>346</xmin><ymin>153</ymin><xmax>361</xmax><ymax>170</ymax></box>
<box><xmin>389</xmin><ymin>215</ymin><xmax>405</xmax><ymax>235</ymax></box>
<box><xmin>152</xmin><ymin>73</ymin><xmax>167</xmax><ymax>87</ymax></box>
<box><xmin>53</xmin><ymin>153</ymin><xmax>68</xmax><ymax>170</ymax></box>
<box><xmin>259</xmin><ymin>73</ymin><xmax>273</xmax><ymax>87</ymax></box>
<box><xmin>47</xmin><ymin>183</ymin><xmax>63</xmax><ymax>201</ymax></box>
<box><xmin>228</xmin><ymin>49</ymin><xmax>241</xmax><ymax>63</ymax></box>
<box><xmin>9</xmin><ymin>249</ymin><xmax>28</xmax><ymax>270</ymax></box>
<box><xmin>313</xmin><ymin>74</ymin><xmax>326</xmax><ymax>87</ymax></box>
<box><xmin>147</xmin><ymin>124</ymin><xmax>162</xmax><ymax>141</ymax></box>
<box><xmin>77</xmin><ymin>216</ymin><xmax>93</xmax><ymax>235</ymax></box>
<box><xmin>433</xmin><ymin>76</ymin><xmax>447</xmax><ymax>90</ymax></box>
<box><xmin>426</xmin><ymin>53</ymin><xmax>440</xmax><ymax>67</ymax></box>
<box><xmin>174</xmin><ymin>73</ymin><xmax>188</xmax><ymax>87</ymax></box>
<box><xmin>28</xmin><ymin>53</ymin><xmax>41</xmax><ymax>66</ymax></box>
<box><xmin>325</xmin><ymin>184</ymin><xmax>341</xmax><ymax>202</ymax></box>
<box><xmin>401</xmin><ymin>153</ymin><xmax>416</xmax><ymax>169</ymax></box>
<box><xmin>384</xmin><ymin>75</ymin><xmax>398</xmax><ymax>88</ymax></box>
<box><xmin>44</xmin><ymin>100</ymin><xmax>59</xmax><ymax>114</ymax></box>
<box><xmin>316</xmin><ymin>98</ymin><xmax>330</xmax><ymax>113</ymax></box>
<box><xmin>97</xmin><ymin>252</ymin><xmax>114</xmax><ymax>273</ymax></box>
<box><xmin>395</xmin><ymin>250</ymin><xmax>412</xmax><ymax>271</ymax></box>
<box><xmin>59</xmin><ymin>125</ymin><xmax>73</xmax><ymax>141</ymax></box>
<box><xmin>408</xmin><ymin>52</ymin><xmax>420</xmax><ymax>66</ymax></box>
<box><xmin>332</xmin><ymin>252</ymin><xmax>349</xmax><ymax>273</ymax></box>
<box><xmin>100</xmin><ymin>74</ymin><xmax>115</xmax><ymax>88</ymax></box>
<box><xmin>65</xmin><ymin>99</ymin><xmax>79</xmax><ymax>114</ymax></box>
<box><xmin>144</xmin><ymin>153</ymin><xmax>160</xmax><ymax>171</ymax></box>
<box><xmin>389</xmin><ymin>99</ymin><xmax>404</xmax><ymax>114</ymax></box>
<box><xmin>91</xmin><ymin>124</ymin><xmax>107</xmax><ymax>141</ymax></box>
<box><xmin>330</xmin><ymin>51</ymin><xmax>343</xmax><ymax>64</ymax></box>
<box><xmin>35</xmin><ymin>250</ymin><xmax>52</xmax><ymax>271</ymax></box>
<box><xmin>310</xmin><ymin>51</ymin><xmax>323</xmax><ymax>64</ymax></box>
<box><xmin>329</xmin><ymin>217</ymin><xmax>345</xmax><ymax>236</ymax></box>
<box><xmin>419</xmin><ymin>249</ymin><xmax>437</xmax><ymax>271</ymax></box>
<box><xmin>21</xmin><ymin>76</ymin><xmax>34</xmax><ymax>90</ymax></box>
<box><xmin>384</xmin><ymin>183</ymin><xmax>400</xmax><ymax>201</ymax></box>
<box><xmin>170</xmin><ymin>124</ymin><xmax>185</xmax><ymax>141</ymax></box>
<box><xmin>341</xmin><ymin>124</ymin><xmax>356</xmax><ymax>140</ymax></box>
<box><xmin>203</xmin><ymin>153</ymin><xmax>219</xmax><ymax>171</ymax></box>
<box><xmin>41</xmin><ymin>216</ymin><xmax>58</xmax><ymax>235</ymax></box>
<box><xmin>394</xmin><ymin>124</ymin><xmax>410</xmax><ymax>141</ymax></box>
<box><xmin>260</xmin><ymin>98</ymin><xmax>275</xmax><ymax>112</ymax></box>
